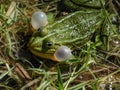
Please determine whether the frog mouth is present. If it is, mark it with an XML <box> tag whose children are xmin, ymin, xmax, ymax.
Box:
<box><xmin>29</xmin><ymin>48</ymin><xmax>60</xmax><ymax>61</ymax></box>
<box><xmin>29</xmin><ymin>46</ymin><xmax>71</xmax><ymax>62</ymax></box>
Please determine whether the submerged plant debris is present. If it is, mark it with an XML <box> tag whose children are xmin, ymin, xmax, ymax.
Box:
<box><xmin>0</xmin><ymin>0</ymin><xmax>120</xmax><ymax>90</ymax></box>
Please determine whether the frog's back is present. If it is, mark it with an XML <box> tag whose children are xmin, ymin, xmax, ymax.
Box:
<box><xmin>45</xmin><ymin>10</ymin><xmax>102</xmax><ymax>48</ymax></box>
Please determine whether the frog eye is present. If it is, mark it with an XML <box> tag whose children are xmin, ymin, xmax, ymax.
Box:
<box><xmin>46</xmin><ymin>41</ymin><xmax>53</xmax><ymax>47</ymax></box>
<box><xmin>31</xmin><ymin>11</ymin><xmax>48</xmax><ymax>30</ymax></box>
<box><xmin>42</xmin><ymin>40</ymin><xmax>54</xmax><ymax>49</ymax></box>
<box><xmin>54</xmin><ymin>46</ymin><xmax>71</xmax><ymax>61</ymax></box>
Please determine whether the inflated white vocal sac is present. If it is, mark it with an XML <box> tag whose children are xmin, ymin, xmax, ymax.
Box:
<box><xmin>54</xmin><ymin>46</ymin><xmax>72</xmax><ymax>61</ymax></box>
<box><xmin>31</xmin><ymin>11</ymin><xmax>48</xmax><ymax>29</ymax></box>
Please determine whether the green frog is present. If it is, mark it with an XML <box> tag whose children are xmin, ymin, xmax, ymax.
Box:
<box><xmin>27</xmin><ymin>0</ymin><xmax>112</xmax><ymax>62</ymax></box>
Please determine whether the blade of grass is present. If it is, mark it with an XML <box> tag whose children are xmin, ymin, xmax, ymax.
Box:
<box><xmin>67</xmin><ymin>81</ymin><xmax>89</xmax><ymax>90</ymax></box>
<box><xmin>5</xmin><ymin>30</ymin><xmax>15</xmax><ymax>59</ymax></box>
<box><xmin>0</xmin><ymin>84</ymin><xmax>14</xmax><ymax>90</ymax></box>
<box><xmin>100</xmin><ymin>0</ymin><xmax>117</xmax><ymax>34</ymax></box>
<box><xmin>64</xmin><ymin>65</ymin><xmax>77</xmax><ymax>90</ymax></box>
<box><xmin>57</xmin><ymin>65</ymin><xmax>64</xmax><ymax>90</ymax></box>
<box><xmin>37</xmin><ymin>80</ymin><xmax>50</xmax><ymax>90</ymax></box>
<box><xmin>6</xmin><ymin>1</ymin><xmax>17</xmax><ymax>25</ymax></box>
<box><xmin>0</xmin><ymin>67</ymin><xmax>14</xmax><ymax>80</ymax></box>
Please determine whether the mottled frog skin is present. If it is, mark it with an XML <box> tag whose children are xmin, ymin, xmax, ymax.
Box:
<box><xmin>28</xmin><ymin>0</ymin><xmax>109</xmax><ymax>62</ymax></box>
<box><xmin>62</xmin><ymin>0</ymin><xmax>105</xmax><ymax>10</ymax></box>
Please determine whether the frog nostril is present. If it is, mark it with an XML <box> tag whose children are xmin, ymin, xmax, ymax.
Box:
<box><xmin>54</xmin><ymin>46</ymin><xmax>71</xmax><ymax>61</ymax></box>
<box><xmin>31</xmin><ymin>11</ymin><xmax>48</xmax><ymax>30</ymax></box>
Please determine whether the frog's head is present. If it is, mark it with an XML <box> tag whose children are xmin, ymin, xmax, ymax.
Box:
<box><xmin>28</xmin><ymin>28</ymin><xmax>72</xmax><ymax>62</ymax></box>
<box><xmin>28</xmin><ymin>11</ymin><xmax>73</xmax><ymax>62</ymax></box>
